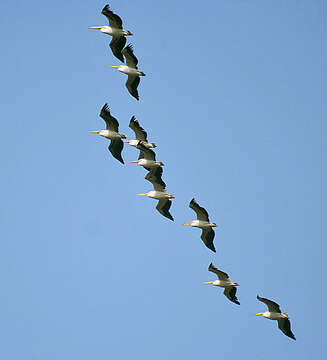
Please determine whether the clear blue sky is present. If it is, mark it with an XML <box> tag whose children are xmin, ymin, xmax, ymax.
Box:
<box><xmin>1</xmin><ymin>0</ymin><xmax>326</xmax><ymax>358</ymax></box>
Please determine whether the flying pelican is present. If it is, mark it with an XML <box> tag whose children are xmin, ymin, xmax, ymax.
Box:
<box><xmin>90</xmin><ymin>103</ymin><xmax>125</xmax><ymax>164</ymax></box>
<box><xmin>183</xmin><ymin>198</ymin><xmax>217</xmax><ymax>252</ymax></box>
<box><xmin>204</xmin><ymin>263</ymin><xmax>240</xmax><ymax>305</ymax></box>
<box><xmin>255</xmin><ymin>295</ymin><xmax>296</xmax><ymax>340</ymax></box>
<box><xmin>129</xmin><ymin>141</ymin><xmax>163</xmax><ymax>170</ymax></box>
<box><xmin>88</xmin><ymin>4</ymin><xmax>132</xmax><ymax>62</ymax></box>
<box><xmin>123</xmin><ymin>116</ymin><xmax>156</xmax><ymax>149</ymax></box>
<box><xmin>138</xmin><ymin>167</ymin><xmax>174</xmax><ymax>221</ymax></box>
<box><xmin>109</xmin><ymin>44</ymin><xmax>145</xmax><ymax>100</ymax></box>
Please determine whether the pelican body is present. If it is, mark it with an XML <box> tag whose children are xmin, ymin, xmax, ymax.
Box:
<box><xmin>255</xmin><ymin>295</ymin><xmax>296</xmax><ymax>340</ymax></box>
<box><xmin>138</xmin><ymin>167</ymin><xmax>174</xmax><ymax>221</ymax></box>
<box><xmin>89</xmin><ymin>5</ymin><xmax>132</xmax><ymax>62</ymax></box>
<box><xmin>204</xmin><ymin>263</ymin><xmax>240</xmax><ymax>305</ymax></box>
<box><xmin>90</xmin><ymin>103</ymin><xmax>125</xmax><ymax>164</ymax></box>
<box><xmin>124</xmin><ymin>116</ymin><xmax>156</xmax><ymax>149</ymax></box>
<box><xmin>183</xmin><ymin>198</ymin><xmax>217</xmax><ymax>252</ymax></box>
<box><xmin>124</xmin><ymin>139</ymin><xmax>155</xmax><ymax>148</ymax></box>
<box><xmin>110</xmin><ymin>44</ymin><xmax>145</xmax><ymax>100</ymax></box>
<box><xmin>130</xmin><ymin>141</ymin><xmax>163</xmax><ymax>170</ymax></box>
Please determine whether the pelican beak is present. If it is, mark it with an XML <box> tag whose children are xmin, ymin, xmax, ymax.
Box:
<box><xmin>203</xmin><ymin>281</ymin><xmax>214</xmax><ymax>284</ymax></box>
<box><xmin>255</xmin><ymin>313</ymin><xmax>264</xmax><ymax>316</ymax></box>
<box><xmin>88</xmin><ymin>26</ymin><xmax>103</xmax><ymax>29</ymax></box>
<box><xmin>129</xmin><ymin>160</ymin><xmax>140</xmax><ymax>163</ymax></box>
<box><xmin>183</xmin><ymin>222</ymin><xmax>192</xmax><ymax>225</ymax></box>
<box><xmin>123</xmin><ymin>140</ymin><xmax>130</xmax><ymax>143</ymax></box>
<box><xmin>90</xmin><ymin>131</ymin><xmax>100</xmax><ymax>133</ymax></box>
<box><xmin>137</xmin><ymin>193</ymin><xmax>149</xmax><ymax>196</ymax></box>
<box><xmin>109</xmin><ymin>66</ymin><xmax>120</xmax><ymax>68</ymax></box>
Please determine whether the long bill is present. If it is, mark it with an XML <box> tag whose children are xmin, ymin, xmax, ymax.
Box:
<box><xmin>109</xmin><ymin>66</ymin><xmax>120</xmax><ymax>68</ymax></box>
<box><xmin>137</xmin><ymin>193</ymin><xmax>149</xmax><ymax>196</ymax></box>
<box><xmin>255</xmin><ymin>313</ymin><xmax>264</xmax><ymax>316</ymax></box>
<box><xmin>183</xmin><ymin>222</ymin><xmax>193</xmax><ymax>226</ymax></box>
<box><xmin>88</xmin><ymin>26</ymin><xmax>103</xmax><ymax>29</ymax></box>
<box><xmin>129</xmin><ymin>160</ymin><xmax>140</xmax><ymax>163</ymax></box>
<box><xmin>90</xmin><ymin>131</ymin><xmax>100</xmax><ymax>133</ymax></box>
<box><xmin>203</xmin><ymin>281</ymin><xmax>214</xmax><ymax>284</ymax></box>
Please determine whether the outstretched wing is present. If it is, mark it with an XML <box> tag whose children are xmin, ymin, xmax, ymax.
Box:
<box><xmin>136</xmin><ymin>142</ymin><xmax>156</xmax><ymax>161</ymax></box>
<box><xmin>126</xmin><ymin>75</ymin><xmax>140</xmax><ymax>100</ymax></box>
<box><xmin>100</xmin><ymin>103</ymin><xmax>119</xmax><ymax>132</ymax></box>
<box><xmin>129</xmin><ymin>116</ymin><xmax>148</xmax><ymax>141</ymax></box>
<box><xmin>156</xmin><ymin>199</ymin><xmax>173</xmax><ymax>221</ymax></box>
<box><xmin>223</xmin><ymin>287</ymin><xmax>240</xmax><ymax>305</ymax></box>
<box><xmin>109</xmin><ymin>36</ymin><xmax>126</xmax><ymax>62</ymax></box>
<box><xmin>145</xmin><ymin>167</ymin><xmax>166</xmax><ymax>192</ymax></box>
<box><xmin>256</xmin><ymin>295</ymin><xmax>281</xmax><ymax>313</ymax></box>
<box><xmin>277</xmin><ymin>318</ymin><xmax>296</xmax><ymax>340</ymax></box>
<box><xmin>201</xmin><ymin>228</ymin><xmax>216</xmax><ymax>252</ymax></box>
<box><xmin>208</xmin><ymin>263</ymin><xmax>229</xmax><ymax>281</ymax></box>
<box><xmin>189</xmin><ymin>198</ymin><xmax>210</xmax><ymax>221</ymax></box>
<box><xmin>122</xmin><ymin>44</ymin><xmax>138</xmax><ymax>68</ymax></box>
<box><xmin>102</xmin><ymin>4</ymin><xmax>123</xmax><ymax>29</ymax></box>
<box><xmin>108</xmin><ymin>139</ymin><xmax>124</xmax><ymax>164</ymax></box>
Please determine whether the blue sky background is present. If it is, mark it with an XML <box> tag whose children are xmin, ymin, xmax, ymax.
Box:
<box><xmin>1</xmin><ymin>0</ymin><xmax>326</xmax><ymax>358</ymax></box>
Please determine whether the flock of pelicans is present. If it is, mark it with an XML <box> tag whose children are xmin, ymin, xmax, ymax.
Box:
<box><xmin>89</xmin><ymin>4</ymin><xmax>296</xmax><ymax>341</ymax></box>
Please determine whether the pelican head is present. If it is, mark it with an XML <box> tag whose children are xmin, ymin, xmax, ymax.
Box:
<box><xmin>158</xmin><ymin>162</ymin><xmax>164</xmax><ymax>166</ymax></box>
<box><xmin>282</xmin><ymin>313</ymin><xmax>289</xmax><ymax>318</ymax></box>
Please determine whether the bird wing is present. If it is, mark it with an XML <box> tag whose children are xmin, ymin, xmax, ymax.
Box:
<box><xmin>109</xmin><ymin>36</ymin><xmax>126</xmax><ymax>63</ymax></box>
<box><xmin>156</xmin><ymin>199</ymin><xmax>174</xmax><ymax>221</ymax></box>
<box><xmin>129</xmin><ymin>116</ymin><xmax>148</xmax><ymax>141</ymax></box>
<box><xmin>126</xmin><ymin>75</ymin><xmax>140</xmax><ymax>101</ymax></box>
<box><xmin>145</xmin><ymin>167</ymin><xmax>166</xmax><ymax>192</ymax></box>
<box><xmin>122</xmin><ymin>44</ymin><xmax>138</xmax><ymax>68</ymax></box>
<box><xmin>223</xmin><ymin>287</ymin><xmax>240</xmax><ymax>305</ymax></box>
<box><xmin>208</xmin><ymin>263</ymin><xmax>230</xmax><ymax>281</ymax></box>
<box><xmin>256</xmin><ymin>295</ymin><xmax>281</xmax><ymax>313</ymax></box>
<box><xmin>136</xmin><ymin>141</ymin><xmax>156</xmax><ymax>161</ymax></box>
<box><xmin>100</xmin><ymin>103</ymin><xmax>119</xmax><ymax>132</ymax></box>
<box><xmin>189</xmin><ymin>198</ymin><xmax>210</xmax><ymax>221</ymax></box>
<box><xmin>277</xmin><ymin>318</ymin><xmax>296</xmax><ymax>340</ymax></box>
<box><xmin>201</xmin><ymin>228</ymin><xmax>216</xmax><ymax>252</ymax></box>
<box><xmin>101</xmin><ymin>4</ymin><xmax>123</xmax><ymax>29</ymax></box>
<box><xmin>108</xmin><ymin>139</ymin><xmax>124</xmax><ymax>164</ymax></box>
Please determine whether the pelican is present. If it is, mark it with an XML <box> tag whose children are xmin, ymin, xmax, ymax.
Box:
<box><xmin>183</xmin><ymin>198</ymin><xmax>217</xmax><ymax>252</ymax></box>
<box><xmin>109</xmin><ymin>44</ymin><xmax>145</xmax><ymax>100</ymax></box>
<box><xmin>204</xmin><ymin>263</ymin><xmax>240</xmax><ymax>305</ymax></box>
<box><xmin>90</xmin><ymin>103</ymin><xmax>125</xmax><ymax>164</ymax></box>
<box><xmin>138</xmin><ymin>167</ymin><xmax>174</xmax><ymax>221</ymax></box>
<box><xmin>129</xmin><ymin>141</ymin><xmax>163</xmax><ymax>170</ymax></box>
<box><xmin>88</xmin><ymin>4</ymin><xmax>132</xmax><ymax>62</ymax></box>
<box><xmin>255</xmin><ymin>295</ymin><xmax>296</xmax><ymax>340</ymax></box>
<box><xmin>123</xmin><ymin>116</ymin><xmax>156</xmax><ymax>149</ymax></box>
